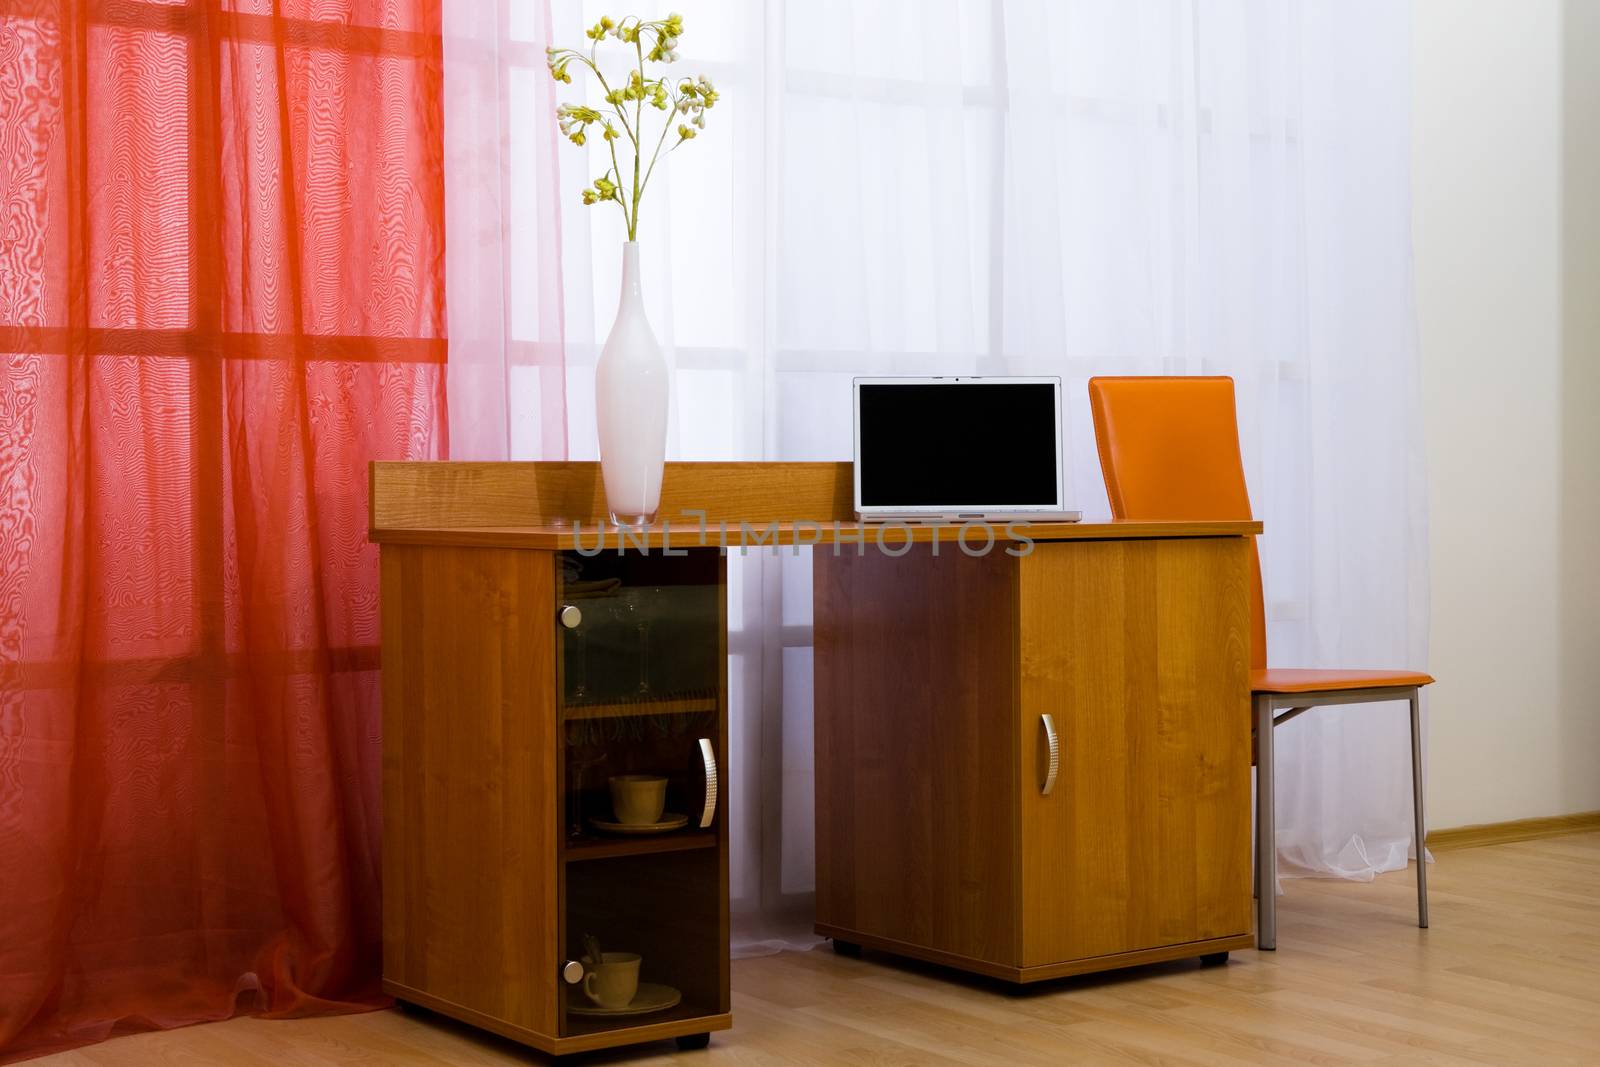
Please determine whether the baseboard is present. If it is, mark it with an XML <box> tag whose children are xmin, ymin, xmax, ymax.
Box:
<box><xmin>1426</xmin><ymin>811</ymin><xmax>1600</xmax><ymax>851</ymax></box>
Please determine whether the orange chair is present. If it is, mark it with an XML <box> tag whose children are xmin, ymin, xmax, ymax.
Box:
<box><xmin>1088</xmin><ymin>376</ymin><xmax>1430</xmax><ymax>950</ymax></box>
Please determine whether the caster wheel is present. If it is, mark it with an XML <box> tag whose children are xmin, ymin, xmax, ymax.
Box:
<box><xmin>831</xmin><ymin>939</ymin><xmax>862</xmax><ymax>958</ymax></box>
<box><xmin>675</xmin><ymin>1033</ymin><xmax>711</xmax><ymax>1051</ymax></box>
<box><xmin>1200</xmin><ymin>951</ymin><xmax>1229</xmax><ymax>968</ymax></box>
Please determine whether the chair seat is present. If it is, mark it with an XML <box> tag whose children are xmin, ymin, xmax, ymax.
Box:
<box><xmin>1251</xmin><ymin>667</ymin><xmax>1434</xmax><ymax>694</ymax></box>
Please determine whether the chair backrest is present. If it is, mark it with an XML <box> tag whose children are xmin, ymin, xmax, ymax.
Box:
<box><xmin>1087</xmin><ymin>376</ymin><xmax>1266</xmax><ymax>669</ymax></box>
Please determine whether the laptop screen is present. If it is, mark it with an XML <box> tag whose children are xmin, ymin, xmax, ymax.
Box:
<box><xmin>855</xmin><ymin>379</ymin><xmax>1062</xmax><ymax>510</ymax></box>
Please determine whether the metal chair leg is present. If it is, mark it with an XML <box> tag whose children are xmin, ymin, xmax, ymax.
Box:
<box><xmin>1409</xmin><ymin>687</ymin><xmax>1429</xmax><ymax>929</ymax></box>
<box><xmin>1252</xmin><ymin>723</ymin><xmax>1259</xmax><ymax>902</ymax></box>
<box><xmin>1252</xmin><ymin>795</ymin><xmax>1259</xmax><ymax>902</ymax></box>
<box><xmin>1255</xmin><ymin>694</ymin><xmax>1276</xmax><ymax>950</ymax></box>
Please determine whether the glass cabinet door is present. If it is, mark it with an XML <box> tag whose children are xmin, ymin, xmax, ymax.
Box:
<box><xmin>555</xmin><ymin>547</ymin><xmax>727</xmax><ymax>1037</ymax></box>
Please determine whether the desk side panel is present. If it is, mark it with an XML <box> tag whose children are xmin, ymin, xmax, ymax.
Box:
<box><xmin>813</xmin><ymin>545</ymin><xmax>1020</xmax><ymax>966</ymax></box>
<box><xmin>381</xmin><ymin>544</ymin><xmax>559</xmax><ymax>1036</ymax></box>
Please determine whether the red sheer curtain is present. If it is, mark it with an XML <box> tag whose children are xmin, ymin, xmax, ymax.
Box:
<box><xmin>0</xmin><ymin>1</ymin><xmax>445</xmax><ymax>1060</ymax></box>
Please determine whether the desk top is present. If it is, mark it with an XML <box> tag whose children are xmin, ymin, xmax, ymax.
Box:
<box><xmin>368</xmin><ymin>461</ymin><xmax>1262</xmax><ymax>549</ymax></box>
<box><xmin>370</xmin><ymin>518</ymin><xmax>1261</xmax><ymax>550</ymax></box>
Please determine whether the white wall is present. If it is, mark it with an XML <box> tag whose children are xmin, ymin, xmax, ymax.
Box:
<box><xmin>1412</xmin><ymin>0</ymin><xmax>1600</xmax><ymax>829</ymax></box>
<box><xmin>1559</xmin><ymin>0</ymin><xmax>1600</xmax><ymax>823</ymax></box>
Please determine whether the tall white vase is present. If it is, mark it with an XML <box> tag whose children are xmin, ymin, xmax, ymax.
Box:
<box><xmin>595</xmin><ymin>241</ymin><xmax>669</xmax><ymax>527</ymax></box>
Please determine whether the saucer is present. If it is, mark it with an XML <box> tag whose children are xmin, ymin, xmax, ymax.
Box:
<box><xmin>567</xmin><ymin>981</ymin><xmax>682</xmax><ymax>1017</ymax></box>
<box><xmin>587</xmin><ymin>812</ymin><xmax>690</xmax><ymax>835</ymax></box>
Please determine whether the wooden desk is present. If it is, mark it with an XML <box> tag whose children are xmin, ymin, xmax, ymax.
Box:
<box><xmin>370</xmin><ymin>461</ymin><xmax>1260</xmax><ymax>1054</ymax></box>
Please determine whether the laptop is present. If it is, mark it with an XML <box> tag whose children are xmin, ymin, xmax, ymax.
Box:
<box><xmin>853</xmin><ymin>376</ymin><xmax>1081</xmax><ymax>523</ymax></box>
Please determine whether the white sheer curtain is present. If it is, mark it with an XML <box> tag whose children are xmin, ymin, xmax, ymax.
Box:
<box><xmin>442</xmin><ymin>0</ymin><xmax>1428</xmax><ymax>945</ymax></box>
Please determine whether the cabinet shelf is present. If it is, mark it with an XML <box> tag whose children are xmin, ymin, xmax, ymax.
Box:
<box><xmin>561</xmin><ymin>696</ymin><xmax>717</xmax><ymax>722</ymax></box>
<box><xmin>563</xmin><ymin>998</ymin><xmax>722</xmax><ymax>1041</ymax></box>
<box><xmin>563</xmin><ymin>829</ymin><xmax>717</xmax><ymax>862</ymax></box>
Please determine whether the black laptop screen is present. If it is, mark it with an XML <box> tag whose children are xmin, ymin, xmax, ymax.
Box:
<box><xmin>856</xmin><ymin>381</ymin><xmax>1060</xmax><ymax>508</ymax></box>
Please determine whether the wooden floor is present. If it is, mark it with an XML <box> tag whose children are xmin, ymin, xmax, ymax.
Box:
<box><xmin>33</xmin><ymin>834</ymin><xmax>1600</xmax><ymax>1066</ymax></box>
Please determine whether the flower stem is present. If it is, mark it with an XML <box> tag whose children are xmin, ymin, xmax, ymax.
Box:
<box><xmin>607</xmin><ymin>146</ymin><xmax>629</xmax><ymax>232</ymax></box>
<box><xmin>631</xmin><ymin>35</ymin><xmax>644</xmax><ymax>240</ymax></box>
<box><xmin>638</xmin><ymin>92</ymin><xmax>678</xmax><ymax>206</ymax></box>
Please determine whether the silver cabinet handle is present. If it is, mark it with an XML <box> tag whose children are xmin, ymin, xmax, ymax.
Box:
<box><xmin>562</xmin><ymin>959</ymin><xmax>584</xmax><ymax>984</ymax></box>
<box><xmin>558</xmin><ymin>604</ymin><xmax>582</xmax><ymax>629</ymax></box>
<box><xmin>1039</xmin><ymin>713</ymin><xmax>1060</xmax><ymax>796</ymax></box>
<box><xmin>698</xmin><ymin>738</ymin><xmax>719</xmax><ymax>829</ymax></box>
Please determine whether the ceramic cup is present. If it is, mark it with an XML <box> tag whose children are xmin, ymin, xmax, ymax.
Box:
<box><xmin>609</xmin><ymin>775</ymin><xmax>667</xmax><ymax>825</ymax></box>
<box><xmin>582</xmin><ymin>951</ymin><xmax>642</xmax><ymax>1009</ymax></box>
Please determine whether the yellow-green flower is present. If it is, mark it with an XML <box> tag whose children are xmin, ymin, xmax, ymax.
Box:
<box><xmin>544</xmin><ymin>48</ymin><xmax>575</xmax><ymax>84</ymax></box>
<box><xmin>647</xmin><ymin>30</ymin><xmax>680</xmax><ymax>63</ymax></box>
<box><xmin>549</xmin><ymin>13</ymin><xmax>719</xmax><ymax>241</ymax></box>
<box><xmin>557</xmin><ymin>102</ymin><xmax>604</xmax><ymax>145</ymax></box>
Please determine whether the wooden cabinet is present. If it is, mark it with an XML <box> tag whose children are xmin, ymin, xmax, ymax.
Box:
<box><xmin>815</xmin><ymin>535</ymin><xmax>1255</xmax><ymax>981</ymax></box>
<box><xmin>378</xmin><ymin>541</ymin><xmax>731</xmax><ymax>1055</ymax></box>
<box><xmin>369</xmin><ymin>459</ymin><xmax>862</xmax><ymax>1055</ymax></box>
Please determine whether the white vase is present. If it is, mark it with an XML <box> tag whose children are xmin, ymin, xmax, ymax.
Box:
<box><xmin>595</xmin><ymin>241</ymin><xmax>669</xmax><ymax>527</ymax></box>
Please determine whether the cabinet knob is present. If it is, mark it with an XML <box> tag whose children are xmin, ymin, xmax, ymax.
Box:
<box><xmin>558</xmin><ymin>604</ymin><xmax>583</xmax><ymax>629</ymax></box>
<box><xmin>562</xmin><ymin>959</ymin><xmax>585</xmax><ymax>984</ymax></box>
